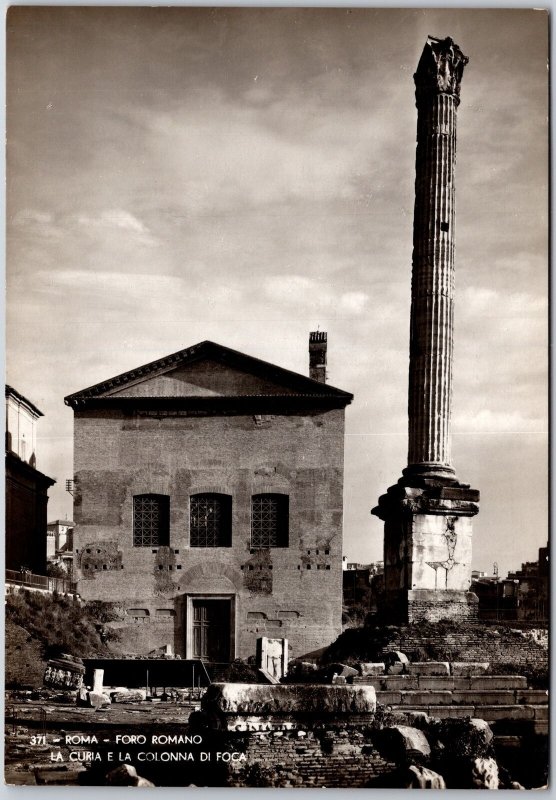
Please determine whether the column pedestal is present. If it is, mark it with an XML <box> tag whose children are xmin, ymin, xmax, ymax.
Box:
<box><xmin>372</xmin><ymin>478</ymin><xmax>479</xmax><ymax>623</ymax></box>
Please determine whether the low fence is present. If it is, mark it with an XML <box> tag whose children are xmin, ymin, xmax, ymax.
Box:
<box><xmin>6</xmin><ymin>569</ymin><xmax>77</xmax><ymax>595</ymax></box>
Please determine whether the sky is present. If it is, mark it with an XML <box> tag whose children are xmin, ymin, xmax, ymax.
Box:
<box><xmin>6</xmin><ymin>7</ymin><xmax>548</xmax><ymax>579</ymax></box>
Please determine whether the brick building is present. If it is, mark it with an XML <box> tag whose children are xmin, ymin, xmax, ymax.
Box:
<box><xmin>64</xmin><ymin>337</ymin><xmax>352</xmax><ymax>661</ymax></box>
<box><xmin>5</xmin><ymin>385</ymin><xmax>56</xmax><ymax>573</ymax></box>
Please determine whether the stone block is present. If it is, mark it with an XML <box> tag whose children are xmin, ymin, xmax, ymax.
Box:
<box><xmin>401</xmin><ymin>691</ymin><xmax>452</xmax><ymax>706</ymax></box>
<box><xmin>515</xmin><ymin>690</ymin><xmax>548</xmax><ymax>705</ymax></box>
<box><xmin>383</xmin><ymin>675</ymin><xmax>418</xmax><ymax>690</ymax></box>
<box><xmin>532</xmin><ymin>705</ymin><xmax>549</xmax><ymax>720</ymax></box>
<box><xmin>393</xmin><ymin>710</ymin><xmax>430</xmax><ymax>727</ymax></box>
<box><xmin>352</xmin><ymin>677</ymin><xmax>382</xmax><ymax>689</ymax></box>
<box><xmin>374</xmin><ymin>725</ymin><xmax>431</xmax><ymax>763</ymax></box>
<box><xmin>359</xmin><ymin>662</ymin><xmax>385</xmax><ymax>676</ymax></box>
<box><xmin>533</xmin><ymin>721</ymin><xmax>549</xmax><ymax>736</ymax></box>
<box><xmin>320</xmin><ymin>663</ymin><xmax>359</xmax><ymax>682</ymax></box>
<box><xmin>105</xmin><ymin>764</ymin><xmax>155</xmax><ymax>787</ymax></box>
<box><xmin>376</xmin><ymin>691</ymin><xmax>402</xmax><ymax>705</ymax></box>
<box><xmin>110</xmin><ymin>689</ymin><xmax>147</xmax><ymax>703</ymax></box>
<box><xmin>406</xmin><ymin>661</ymin><xmax>449</xmax><ymax>676</ymax></box>
<box><xmin>471</xmin><ymin>757</ymin><xmax>499</xmax><ymax>790</ymax></box>
<box><xmin>480</xmin><ymin>705</ymin><xmax>535</xmax><ymax>721</ymax></box>
<box><xmin>201</xmin><ymin>683</ymin><xmax>376</xmax><ymax>715</ymax></box>
<box><xmin>385</xmin><ymin>651</ymin><xmax>409</xmax><ymax>671</ymax></box>
<box><xmin>387</xmin><ymin>663</ymin><xmax>405</xmax><ymax>675</ymax></box>
<box><xmin>287</xmin><ymin>660</ymin><xmax>317</xmax><ymax>678</ymax></box>
<box><xmin>405</xmin><ymin>765</ymin><xmax>446</xmax><ymax>789</ymax></box>
<box><xmin>452</xmin><ymin>690</ymin><xmax>515</xmax><ymax>706</ymax></box>
<box><xmin>469</xmin><ymin>676</ymin><xmax>527</xmax><ymax>690</ymax></box>
<box><xmin>450</xmin><ymin>661</ymin><xmax>489</xmax><ymax>676</ymax></box>
<box><xmin>427</xmin><ymin>705</ymin><xmax>476</xmax><ymax>719</ymax></box>
<box><xmin>87</xmin><ymin>691</ymin><xmax>111</xmax><ymax>708</ymax></box>
<box><xmin>452</xmin><ymin>677</ymin><xmax>472</xmax><ymax>689</ymax></box>
<box><xmin>257</xmin><ymin>637</ymin><xmax>289</xmax><ymax>681</ymax></box>
<box><xmin>417</xmin><ymin>676</ymin><xmax>455</xmax><ymax>690</ymax></box>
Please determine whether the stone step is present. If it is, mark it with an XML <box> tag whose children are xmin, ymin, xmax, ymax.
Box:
<box><xmin>451</xmin><ymin>691</ymin><xmax>517</xmax><ymax>706</ymax></box>
<box><xmin>515</xmin><ymin>690</ymin><xmax>548</xmax><ymax>705</ymax></box>
<box><xmin>469</xmin><ymin>676</ymin><xmax>527</xmax><ymax>690</ymax></box>
<box><xmin>406</xmin><ymin>662</ymin><xmax>449</xmax><ymax>676</ymax></box>
<box><xmin>376</xmin><ymin>690</ymin><xmax>544</xmax><ymax>708</ymax></box>
<box><xmin>400</xmin><ymin>691</ymin><xmax>453</xmax><ymax>706</ymax></box>
<box><xmin>450</xmin><ymin>662</ymin><xmax>490</xmax><ymax>676</ymax></box>
<box><xmin>389</xmin><ymin>703</ymin><xmax>546</xmax><ymax>723</ymax></box>
<box><xmin>354</xmin><ymin>675</ymin><xmax>533</xmax><ymax>692</ymax></box>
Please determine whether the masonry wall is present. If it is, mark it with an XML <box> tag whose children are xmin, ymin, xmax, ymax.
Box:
<box><xmin>381</xmin><ymin>629</ymin><xmax>548</xmax><ymax>672</ymax></box>
<box><xmin>228</xmin><ymin>728</ymin><xmax>397</xmax><ymax>788</ymax></box>
<box><xmin>73</xmin><ymin>407</ymin><xmax>345</xmax><ymax>660</ymax></box>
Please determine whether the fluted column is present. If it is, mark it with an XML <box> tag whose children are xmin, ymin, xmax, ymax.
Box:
<box><xmin>406</xmin><ymin>37</ymin><xmax>468</xmax><ymax>479</ymax></box>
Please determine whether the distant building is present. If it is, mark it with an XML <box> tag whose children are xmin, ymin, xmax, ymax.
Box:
<box><xmin>5</xmin><ymin>385</ymin><xmax>55</xmax><ymax>573</ymax></box>
<box><xmin>343</xmin><ymin>560</ymin><xmax>384</xmax><ymax>624</ymax></box>
<box><xmin>507</xmin><ymin>543</ymin><xmax>549</xmax><ymax>622</ymax></box>
<box><xmin>47</xmin><ymin>519</ymin><xmax>75</xmax><ymax>575</ymax></box>
<box><xmin>64</xmin><ymin>337</ymin><xmax>353</xmax><ymax>661</ymax></box>
<box><xmin>472</xmin><ymin>543</ymin><xmax>549</xmax><ymax>623</ymax></box>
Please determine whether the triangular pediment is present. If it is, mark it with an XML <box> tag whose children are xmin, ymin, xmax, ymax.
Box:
<box><xmin>64</xmin><ymin>340</ymin><xmax>352</xmax><ymax>408</ymax></box>
<box><xmin>104</xmin><ymin>359</ymin><xmax>300</xmax><ymax>399</ymax></box>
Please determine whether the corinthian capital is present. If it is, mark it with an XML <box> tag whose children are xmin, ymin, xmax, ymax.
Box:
<box><xmin>414</xmin><ymin>36</ymin><xmax>469</xmax><ymax>105</ymax></box>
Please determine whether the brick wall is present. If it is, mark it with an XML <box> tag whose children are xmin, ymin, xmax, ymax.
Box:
<box><xmin>73</xmin><ymin>406</ymin><xmax>346</xmax><ymax>661</ymax></box>
<box><xmin>228</xmin><ymin>728</ymin><xmax>397</xmax><ymax>787</ymax></box>
<box><xmin>381</xmin><ymin>629</ymin><xmax>548</xmax><ymax>671</ymax></box>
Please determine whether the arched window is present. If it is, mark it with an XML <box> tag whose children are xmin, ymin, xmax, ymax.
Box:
<box><xmin>133</xmin><ymin>494</ymin><xmax>170</xmax><ymax>547</ymax></box>
<box><xmin>190</xmin><ymin>493</ymin><xmax>232</xmax><ymax>547</ymax></box>
<box><xmin>251</xmin><ymin>494</ymin><xmax>289</xmax><ymax>548</ymax></box>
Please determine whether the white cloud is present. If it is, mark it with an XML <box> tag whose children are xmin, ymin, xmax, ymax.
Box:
<box><xmin>74</xmin><ymin>209</ymin><xmax>152</xmax><ymax>238</ymax></box>
<box><xmin>264</xmin><ymin>274</ymin><xmax>368</xmax><ymax>316</ymax></box>
<box><xmin>453</xmin><ymin>408</ymin><xmax>546</xmax><ymax>434</ymax></box>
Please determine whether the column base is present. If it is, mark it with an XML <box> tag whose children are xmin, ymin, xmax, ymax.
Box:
<box><xmin>382</xmin><ymin>589</ymin><xmax>478</xmax><ymax>624</ymax></box>
<box><xmin>372</xmin><ymin>475</ymin><xmax>479</xmax><ymax>626</ymax></box>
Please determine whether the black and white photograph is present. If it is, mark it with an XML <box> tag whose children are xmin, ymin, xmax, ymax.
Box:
<box><xmin>5</xmin><ymin>6</ymin><xmax>549</xmax><ymax>789</ymax></box>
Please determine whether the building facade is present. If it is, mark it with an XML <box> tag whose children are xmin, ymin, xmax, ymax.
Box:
<box><xmin>47</xmin><ymin>519</ymin><xmax>75</xmax><ymax>574</ymax></box>
<box><xmin>5</xmin><ymin>385</ymin><xmax>56</xmax><ymax>573</ymax></box>
<box><xmin>65</xmin><ymin>338</ymin><xmax>352</xmax><ymax>661</ymax></box>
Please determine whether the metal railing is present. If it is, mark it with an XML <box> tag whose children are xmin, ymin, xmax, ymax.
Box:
<box><xmin>6</xmin><ymin>569</ymin><xmax>77</xmax><ymax>594</ymax></box>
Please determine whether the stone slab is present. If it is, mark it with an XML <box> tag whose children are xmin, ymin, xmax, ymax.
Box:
<box><xmin>452</xmin><ymin>677</ymin><xmax>472</xmax><ymax>690</ymax></box>
<box><xmin>406</xmin><ymin>661</ymin><xmax>450</xmax><ymax>676</ymax></box>
<box><xmin>450</xmin><ymin>662</ymin><xmax>489</xmax><ymax>676</ymax></box>
<box><xmin>480</xmin><ymin>705</ymin><xmax>535</xmax><ymax>721</ymax></box>
<box><xmin>383</xmin><ymin>676</ymin><xmax>418</xmax><ymax>690</ymax></box>
<box><xmin>452</xmin><ymin>691</ymin><xmax>516</xmax><ymax>706</ymax></box>
<box><xmin>469</xmin><ymin>676</ymin><xmax>527</xmax><ymax>690</ymax></box>
<box><xmin>359</xmin><ymin>662</ymin><xmax>385</xmax><ymax>676</ymax></box>
<box><xmin>418</xmin><ymin>677</ymin><xmax>455</xmax><ymax>690</ymax></box>
<box><xmin>515</xmin><ymin>690</ymin><xmax>548</xmax><ymax>705</ymax></box>
<box><xmin>426</xmin><ymin>705</ymin><xmax>477</xmax><ymax>719</ymax></box>
<box><xmin>352</xmin><ymin>677</ymin><xmax>382</xmax><ymax>689</ymax></box>
<box><xmin>376</xmin><ymin>691</ymin><xmax>402</xmax><ymax>705</ymax></box>
<box><xmin>532</xmin><ymin>705</ymin><xmax>549</xmax><ymax>720</ymax></box>
<box><xmin>533</xmin><ymin>721</ymin><xmax>549</xmax><ymax>736</ymax></box>
<box><xmin>400</xmin><ymin>691</ymin><xmax>453</xmax><ymax>706</ymax></box>
<box><xmin>201</xmin><ymin>683</ymin><xmax>377</xmax><ymax>715</ymax></box>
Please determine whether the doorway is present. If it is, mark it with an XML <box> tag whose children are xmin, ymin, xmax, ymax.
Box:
<box><xmin>188</xmin><ymin>597</ymin><xmax>233</xmax><ymax>662</ymax></box>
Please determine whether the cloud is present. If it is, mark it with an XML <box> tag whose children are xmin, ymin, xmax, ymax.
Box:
<box><xmin>75</xmin><ymin>209</ymin><xmax>150</xmax><ymax>235</ymax></box>
<box><xmin>453</xmin><ymin>408</ymin><xmax>546</xmax><ymax>434</ymax></box>
<box><xmin>263</xmin><ymin>274</ymin><xmax>369</xmax><ymax>317</ymax></box>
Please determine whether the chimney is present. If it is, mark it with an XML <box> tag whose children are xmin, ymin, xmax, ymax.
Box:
<box><xmin>309</xmin><ymin>331</ymin><xmax>327</xmax><ymax>383</ymax></box>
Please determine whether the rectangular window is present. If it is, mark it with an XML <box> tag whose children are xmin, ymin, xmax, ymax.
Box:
<box><xmin>133</xmin><ymin>494</ymin><xmax>170</xmax><ymax>547</ymax></box>
<box><xmin>251</xmin><ymin>493</ymin><xmax>289</xmax><ymax>548</ymax></box>
<box><xmin>190</xmin><ymin>493</ymin><xmax>232</xmax><ymax>547</ymax></box>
